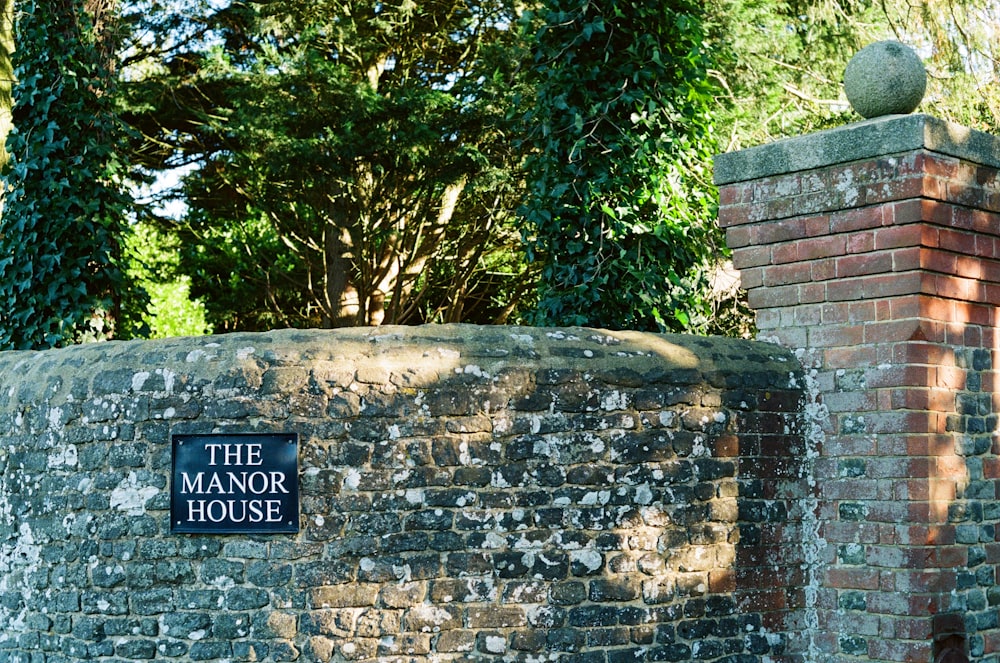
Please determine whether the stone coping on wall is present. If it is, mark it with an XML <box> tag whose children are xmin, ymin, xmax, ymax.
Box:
<box><xmin>713</xmin><ymin>113</ymin><xmax>1000</xmax><ymax>185</ymax></box>
<box><xmin>0</xmin><ymin>325</ymin><xmax>799</xmax><ymax>409</ymax></box>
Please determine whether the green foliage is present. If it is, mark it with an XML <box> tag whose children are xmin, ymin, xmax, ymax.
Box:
<box><xmin>706</xmin><ymin>0</ymin><xmax>1000</xmax><ymax>147</ymax></box>
<box><xmin>125</xmin><ymin>223</ymin><xmax>211</xmax><ymax>338</ymax></box>
<box><xmin>0</xmin><ymin>0</ymin><xmax>141</xmax><ymax>349</ymax></box>
<box><xmin>518</xmin><ymin>0</ymin><xmax>720</xmax><ymax>332</ymax></box>
<box><xmin>123</xmin><ymin>0</ymin><xmax>533</xmax><ymax>330</ymax></box>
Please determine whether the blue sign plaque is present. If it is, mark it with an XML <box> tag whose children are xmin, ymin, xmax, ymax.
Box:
<box><xmin>171</xmin><ymin>433</ymin><xmax>299</xmax><ymax>534</ymax></box>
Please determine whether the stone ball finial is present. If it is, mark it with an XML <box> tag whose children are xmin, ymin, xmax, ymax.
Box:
<box><xmin>843</xmin><ymin>40</ymin><xmax>927</xmax><ymax>119</ymax></box>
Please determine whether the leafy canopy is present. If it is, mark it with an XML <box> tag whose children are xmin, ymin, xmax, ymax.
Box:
<box><xmin>123</xmin><ymin>0</ymin><xmax>533</xmax><ymax>331</ymax></box>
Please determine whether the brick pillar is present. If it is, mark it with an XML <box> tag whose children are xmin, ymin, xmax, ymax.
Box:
<box><xmin>715</xmin><ymin>114</ymin><xmax>1000</xmax><ymax>663</ymax></box>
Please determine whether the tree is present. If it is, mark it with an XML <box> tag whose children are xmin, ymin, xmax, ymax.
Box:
<box><xmin>706</xmin><ymin>0</ymin><xmax>1000</xmax><ymax>149</ymax></box>
<box><xmin>0</xmin><ymin>0</ymin><xmax>140</xmax><ymax>349</ymax></box>
<box><xmin>123</xmin><ymin>0</ymin><xmax>534</xmax><ymax>331</ymax></box>
<box><xmin>0</xmin><ymin>0</ymin><xmax>13</xmax><ymax>169</ymax></box>
<box><xmin>518</xmin><ymin>0</ymin><xmax>720</xmax><ymax>332</ymax></box>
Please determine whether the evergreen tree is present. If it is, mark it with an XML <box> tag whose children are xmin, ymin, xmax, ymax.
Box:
<box><xmin>123</xmin><ymin>1</ymin><xmax>533</xmax><ymax>331</ymax></box>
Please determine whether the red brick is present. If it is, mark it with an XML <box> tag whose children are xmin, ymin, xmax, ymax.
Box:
<box><xmin>807</xmin><ymin>324</ymin><xmax>864</xmax><ymax>348</ymax></box>
<box><xmin>740</xmin><ymin>266</ymin><xmax>764</xmax><ymax>289</ymax></box>
<box><xmin>891</xmin><ymin>569</ymin><xmax>957</xmax><ymax>593</ymax></box>
<box><xmin>747</xmin><ymin>283</ymin><xmax>799</xmax><ymax>309</ymax></box>
<box><xmin>867</xmin><ymin>636</ymin><xmax>932</xmax><ymax>662</ymax></box>
<box><xmin>820</xmin><ymin>301</ymin><xmax>851</xmax><ymax>323</ymax></box>
<box><xmin>902</xmin><ymin>433</ymin><xmax>959</xmax><ymax>457</ymax></box>
<box><xmin>922</xmin><ymin>173</ymin><xmax>948</xmax><ymax>200</ymax></box>
<box><xmin>865</xmin><ymin>410</ymin><xmax>937</xmax><ymax>434</ymax></box>
<box><xmin>922</xmin><ymin>153</ymin><xmax>959</xmax><ymax>178</ymax></box>
<box><xmin>868</xmin><ymin>456</ymin><xmax>931</xmax><ymax>479</ymax></box>
<box><xmin>709</xmin><ymin>569</ymin><xmax>736</xmax><ymax>593</ymax></box>
<box><xmin>921</xmin><ymin>199</ymin><xmax>953</xmax><ymax>227</ymax></box>
<box><xmin>953</xmin><ymin>255</ymin><xmax>987</xmax><ymax>279</ymax></box>
<box><xmin>982</xmin><ymin>457</ymin><xmax>1000</xmax><ymax>479</ymax></box>
<box><xmin>888</xmin><ymin>387</ymin><xmax>955</xmax><ymax>411</ymax></box>
<box><xmin>847</xmin><ymin>300</ymin><xmax>877</xmax><ymax>322</ymax></box>
<box><xmin>863</xmin><ymin>363</ymin><xmax>933</xmax><ymax>389</ymax></box>
<box><xmin>822</xmin><ymin>345</ymin><xmax>878</xmax><ymax>369</ymax></box>
<box><xmin>798</xmin><ymin>282</ymin><xmax>826</xmax><ymax>303</ymax></box>
<box><xmin>810</xmin><ymin>257</ymin><xmax>837</xmax><ymax>281</ymax></box>
<box><xmin>880</xmin><ymin>615</ymin><xmax>933</xmax><ymax>640</ymax></box>
<box><xmin>890</xmin><ymin>246</ymin><xmax>921</xmax><ymax>271</ymax></box>
<box><xmin>891</xmin><ymin>340</ymin><xmax>953</xmax><ymax>365</ymax></box>
<box><xmin>874</xmin><ymin>222</ymin><xmax>924</xmax><ymax>249</ymax></box>
<box><xmin>831</xmin><ymin>207</ymin><xmax>885</xmax><ymax>233</ymax></box>
<box><xmin>935</xmin><ymin>455</ymin><xmax>968</xmax><ymax>479</ymax></box>
<box><xmin>770</xmin><ymin>241</ymin><xmax>800</xmax><ymax>264</ymax></box>
<box><xmin>980</xmin><ymin>256</ymin><xmax>1000</xmax><ymax>282</ymax></box>
<box><xmin>863</xmin><ymin>174</ymin><xmax>924</xmax><ymax>204</ymax></box>
<box><xmin>930</xmin><ymin>273</ymin><xmax>987</xmax><ymax>301</ymax></box>
<box><xmin>827</xmin><ymin>272</ymin><xmax>924</xmax><ymax>301</ymax></box>
<box><xmin>891</xmin><ymin>524</ymin><xmax>956</xmax><ymax>546</ymax></box>
<box><xmin>887</xmin><ymin>294</ymin><xmax>924</xmax><ymax>318</ymax></box>
<box><xmin>717</xmin><ymin>203</ymin><xmax>750</xmax><ymax>227</ymax></box>
<box><xmin>887</xmin><ymin>198</ymin><xmax>925</xmax><ymax>225</ymax></box>
<box><xmin>846</xmin><ymin>230</ymin><xmax>875</xmax><ymax>254</ymax></box>
<box><xmin>983</xmin><ymin>632</ymin><xmax>1000</xmax><ymax>656</ymax></box>
<box><xmin>763</xmin><ymin>262</ymin><xmax>813</xmax><ymax>286</ymax></box>
<box><xmin>935</xmin><ymin>365</ymin><xmax>966</xmax><ymax>390</ymax></box>
<box><xmin>735</xmin><ymin>589</ymin><xmax>787</xmax><ymax>612</ymax></box>
<box><xmin>863</xmin><ymin>318</ymin><xmax>925</xmax><ymax>344</ymax></box>
<box><xmin>725</xmin><ymin>225</ymin><xmax>752</xmax><ymax>249</ymax></box>
<box><xmin>792</xmin><ymin>304</ymin><xmax>822</xmax><ymax>326</ymax></box>
<box><xmin>970</xmin><ymin>208</ymin><xmax>1000</xmax><ymax>235</ymax></box>
<box><xmin>937</xmin><ymin>227</ymin><xmax>979</xmax><ymax>255</ymax></box>
<box><xmin>718</xmin><ymin>183</ymin><xmax>749</xmax><ymax>206</ymax></box>
<box><xmin>732</xmin><ymin>245</ymin><xmax>770</xmax><ymax>269</ymax></box>
<box><xmin>916</xmin><ymin>295</ymin><xmax>954</xmax><ymax>320</ymax></box>
<box><xmin>804</xmin><ymin>214</ymin><xmax>833</xmax><ymax>236</ymax></box>
<box><xmin>948</xmin><ymin>180</ymin><xmax>990</xmax><ymax>208</ymax></box>
<box><xmin>824</xmin><ymin>567</ymin><xmax>880</xmax><ymax>590</ymax></box>
<box><xmin>953</xmin><ymin>301</ymin><xmax>994</xmax><ymax>326</ymax></box>
<box><xmin>756</xmin><ymin>216</ymin><xmax>813</xmax><ymax>244</ymax></box>
<box><xmin>798</xmin><ymin>235</ymin><xmax>845</xmax><ymax>261</ymax></box>
<box><xmin>957</xmin><ymin>323</ymin><xmax>983</xmax><ymax>346</ymax></box>
<box><xmin>836</xmin><ymin>251</ymin><xmax>893</xmax><ymax>278</ymax></box>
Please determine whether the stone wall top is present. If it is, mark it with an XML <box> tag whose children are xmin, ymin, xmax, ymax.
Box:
<box><xmin>713</xmin><ymin>113</ymin><xmax>1000</xmax><ymax>185</ymax></box>
<box><xmin>0</xmin><ymin>324</ymin><xmax>798</xmax><ymax>410</ymax></box>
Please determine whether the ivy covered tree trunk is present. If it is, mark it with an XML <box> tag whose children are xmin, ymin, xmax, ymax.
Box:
<box><xmin>519</xmin><ymin>0</ymin><xmax>720</xmax><ymax>332</ymax></box>
<box><xmin>0</xmin><ymin>0</ymin><xmax>12</xmax><ymax>170</ymax></box>
<box><xmin>0</xmin><ymin>0</ymin><xmax>134</xmax><ymax>349</ymax></box>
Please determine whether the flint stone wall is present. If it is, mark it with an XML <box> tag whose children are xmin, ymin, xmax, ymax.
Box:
<box><xmin>0</xmin><ymin>325</ymin><xmax>807</xmax><ymax>663</ymax></box>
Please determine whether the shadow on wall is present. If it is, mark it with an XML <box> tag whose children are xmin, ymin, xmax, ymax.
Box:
<box><xmin>0</xmin><ymin>324</ymin><xmax>805</xmax><ymax>662</ymax></box>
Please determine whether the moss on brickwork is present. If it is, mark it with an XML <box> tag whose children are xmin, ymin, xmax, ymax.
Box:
<box><xmin>0</xmin><ymin>324</ymin><xmax>805</xmax><ymax>662</ymax></box>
